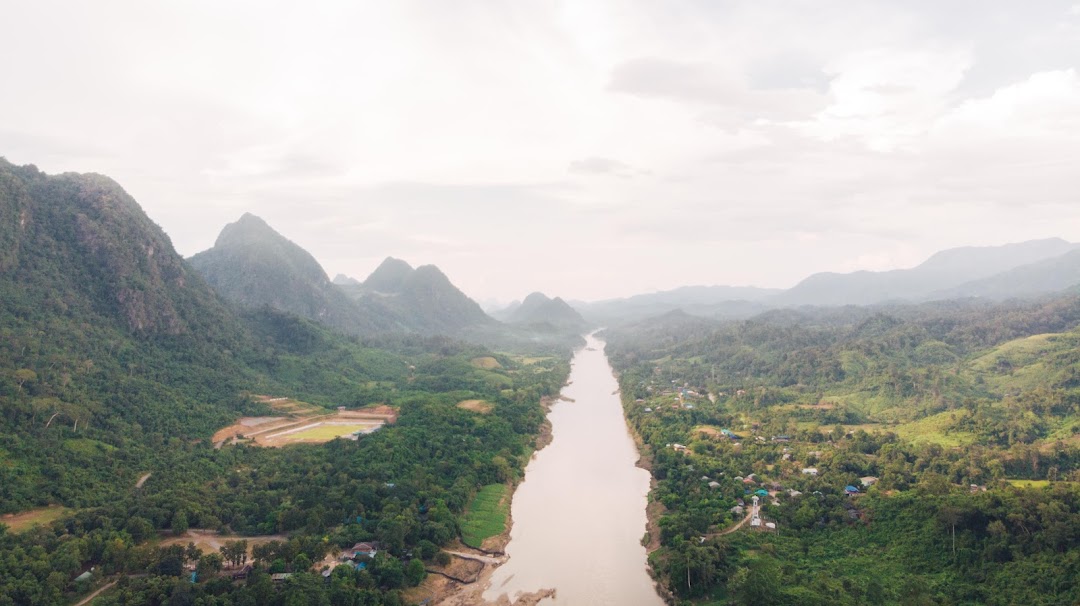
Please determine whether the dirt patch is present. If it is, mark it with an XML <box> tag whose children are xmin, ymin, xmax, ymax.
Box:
<box><xmin>458</xmin><ymin>400</ymin><xmax>494</xmax><ymax>414</ymax></box>
<box><xmin>694</xmin><ymin>426</ymin><xmax>723</xmax><ymax>438</ymax></box>
<box><xmin>1</xmin><ymin>505</ymin><xmax>70</xmax><ymax>533</ymax></box>
<box><xmin>159</xmin><ymin>530</ymin><xmax>288</xmax><ymax>558</ymax></box>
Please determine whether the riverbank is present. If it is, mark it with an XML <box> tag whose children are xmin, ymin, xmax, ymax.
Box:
<box><xmin>428</xmin><ymin>392</ymin><xmax>566</xmax><ymax>604</ymax></box>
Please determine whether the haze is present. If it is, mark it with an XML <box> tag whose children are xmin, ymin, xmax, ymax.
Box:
<box><xmin>2</xmin><ymin>1</ymin><xmax>1079</xmax><ymax>303</ymax></box>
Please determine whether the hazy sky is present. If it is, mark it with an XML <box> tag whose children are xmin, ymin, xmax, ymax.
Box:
<box><xmin>3</xmin><ymin>1</ymin><xmax>1080</xmax><ymax>303</ymax></box>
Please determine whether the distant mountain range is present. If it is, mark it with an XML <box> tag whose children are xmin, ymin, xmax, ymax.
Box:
<box><xmin>774</xmin><ymin>238</ymin><xmax>1080</xmax><ymax>307</ymax></box>
<box><xmin>575</xmin><ymin>238</ymin><xmax>1080</xmax><ymax>324</ymax></box>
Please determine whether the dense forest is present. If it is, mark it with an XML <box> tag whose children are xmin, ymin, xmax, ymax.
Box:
<box><xmin>604</xmin><ymin>295</ymin><xmax>1080</xmax><ymax>605</ymax></box>
<box><xmin>0</xmin><ymin>159</ymin><xmax>576</xmax><ymax>605</ymax></box>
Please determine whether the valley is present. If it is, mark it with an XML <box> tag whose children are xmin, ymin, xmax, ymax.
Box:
<box><xmin>1</xmin><ymin>157</ymin><xmax>1078</xmax><ymax>605</ymax></box>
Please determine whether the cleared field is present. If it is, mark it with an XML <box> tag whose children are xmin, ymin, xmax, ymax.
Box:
<box><xmin>277</xmin><ymin>422</ymin><xmax>381</xmax><ymax>443</ymax></box>
<box><xmin>1008</xmin><ymin>479</ymin><xmax>1051</xmax><ymax>489</ymax></box>
<box><xmin>457</xmin><ymin>399</ymin><xmax>494</xmax><ymax>414</ymax></box>
<box><xmin>892</xmin><ymin>411</ymin><xmax>976</xmax><ymax>447</ymax></box>
<box><xmin>214</xmin><ymin>398</ymin><xmax>397</xmax><ymax>448</ymax></box>
<box><xmin>460</xmin><ymin>484</ymin><xmax>509</xmax><ymax>548</ymax></box>
<box><xmin>1</xmin><ymin>505</ymin><xmax>71</xmax><ymax>533</ymax></box>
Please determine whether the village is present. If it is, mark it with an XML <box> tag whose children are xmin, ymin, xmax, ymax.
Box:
<box><xmin>633</xmin><ymin>375</ymin><xmax>895</xmax><ymax>542</ymax></box>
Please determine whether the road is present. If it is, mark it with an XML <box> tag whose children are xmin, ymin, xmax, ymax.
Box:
<box><xmin>74</xmin><ymin>581</ymin><xmax>116</xmax><ymax>606</ymax></box>
<box><xmin>702</xmin><ymin>497</ymin><xmax>761</xmax><ymax>540</ymax></box>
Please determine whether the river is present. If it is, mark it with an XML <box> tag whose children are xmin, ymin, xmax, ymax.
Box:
<box><xmin>483</xmin><ymin>333</ymin><xmax>663</xmax><ymax>606</ymax></box>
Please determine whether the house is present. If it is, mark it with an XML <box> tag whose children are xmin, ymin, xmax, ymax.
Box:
<box><xmin>801</xmin><ymin>468</ymin><xmax>818</xmax><ymax>476</ymax></box>
<box><xmin>742</xmin><ymin>477</ymin><xmax>756</xmax><ymax>485</ymax></box>
<box><xmin>271</xmin><ymin>573</ymin><xmax>293</xmax><ymax>583</ymax></box>
<box><xmin>750</xmin><ymin>516</ymin><xmax>761</xmax><ymax>528</ymax></box>
<box><xmin>708</xmin><ymin>481</ymin><xmax>721</xmax><ymax>489</ymax></box>
<box><xmin>859</xmin><ymin>476</ymin><xmax>879</xmax><ymax>487</ymax></box>
<box><xmin>342</xmin><ymin>542</ymin><xmax>378</xmax><ymax>560</ymax></box>
<box><xmin>782</xmin><ymin>453</ymin><xmax>792</xmax><ymax>461</ymax></box>
<box><xmin>788</xmin><ymin>489</ymin><xmax>803</xmax><ymax>497</ymax></box>
<box><xmin>765</xmin><ymin>522</ymin><xmax>776</xmax><ymax>530</ymax></box>
<box><xmin>643</xmin><ymin>407</ymin><xmax>652</xmax><ymax>413</ymax></box>
<box><xmin>845</xmin><ymin>485</ymin><xmax>860</xmax><ymax>495</ymax></box>
<box><xmin>730</xmin><ymin>505</ymin><xmax>745</xmax><ymax>515</ymax></box>
<box><xmin>754</xmin><ymin>488</ymin><xmax>769</xmax><ymax>497</ymax></box>
<box><xmin>231</xmin><ymin>564</ymin><xmax>253</xmax><ymax>580</ymax></box>
<box><xmin>74</xmin><ymin>571</ymin><xmax>93</xmax><ymax>583</ymax></box>
<box><xmin>671</xmin><ymin>443</ymin><xmax>688</xmax><ymax>452</ymax></box>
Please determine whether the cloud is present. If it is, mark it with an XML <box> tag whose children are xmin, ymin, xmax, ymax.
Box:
<box><xmin>607</xmin><ymin>57</ymin><xmax>826</xmax><ymax>123</ymax></box>
<box><xmin>2</xmin><ymin>1</ymin><xmax>1080</xmax><ymax>300</ymax></box>
<box><xmin>568</xmin><ymin>157</ymin><xmax>638</xmax><ymax>177</ymax></box>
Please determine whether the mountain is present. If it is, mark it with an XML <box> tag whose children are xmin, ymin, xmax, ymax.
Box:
<box><xmin>332</xmin><ymin>273</ymin><xmax>361</xmax><ymax>286</ymax></box>
<box><xmin>773</xmin><ymin>238</ymin><xmax>1080</xmax><ymax>307</ymax></box>
<box><xmin>576</xmin><ymin>285</ymin><xmax>779</xmax><ymax>324</ymax></box>
<box><xmin>0</xmin><ymin>159</ymin><xmax>238</xmax><ymax>337</ymax></box>
<box><xmin>0</xmin><ymin>159</ymin><xmax>272</xmax><ymax>503</ymax></box>
<box><xmin>336</xmin><ymin>257</ymin><xmax>495</xmax><ymax>334</ymax></box>
<box><xmin>505</xmin><ymin>292</ymin><xmax>589</xmax><ymax>330</ymax></box>
<box><xmin>188</xmin><ymin>214</ymin><xmax>397</xmax><ymax>334</ymax></box>
<box><xmin>932</xmin><ymin>249</ymin><xmax>1080</xmax><ymax>301</ymax></box>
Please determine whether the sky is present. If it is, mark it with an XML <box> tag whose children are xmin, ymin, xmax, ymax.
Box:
<box><xmin>2</xmin><ymin>1</ymin><xmax>1080</xmax><ymax>304</ymax></box>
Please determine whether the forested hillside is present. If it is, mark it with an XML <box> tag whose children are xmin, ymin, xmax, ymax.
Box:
<box><xmin>604</xmin><ymin>295</ymin><xmax>1080</xmax><ymax>604</ymax></box>
<box><xmin>0</xmin><ymin>159</ymin><xmax>574</xmax><ymax>605</ymax></box>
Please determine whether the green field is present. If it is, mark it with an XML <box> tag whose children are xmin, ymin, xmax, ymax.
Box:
<box><xmin>1007</xmin><ymin>479</ymin><xmax>1051</xmax><ymax>489</ymax></box>
<box><xmin>285</xmin><ymin>423</ymin><xmax>370</xmax><ymax>441</ymax></box>
<box><xmin>892</xmin><ymin>410</ymin><xmax>977</xmax><ymax>447</ymax></box>
<box><xmin>460</xmin><ymin>484</ymin><xmax>509</xmax><ymax>548</ymax></box>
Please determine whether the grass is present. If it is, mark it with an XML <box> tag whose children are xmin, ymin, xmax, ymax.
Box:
<box><xmin>891</xmin><ymin>410</ymin><xmax>977</xmax><ymax>447</ymax></box>
<box><xmin>285</xmin><ymin>423</ymin><xmax>372</xmax><ymax>441</ymax></box>
<box><xmin>1</xmin><ymin>505</ymin><xmax>72</xmax><ymax>533</ymax></box>
<box><xmin>1007</xmin><ymin>479</ymin><xmax>1051</xmax><ymax>489</ymax></box>
<box><xmin>63</xmin><ymin>438</ymin><xmax>118</xmax><ymax>457</ymax></box>
<box><xmin>460</xmin><ymin>484</ymin><xmax>509</xmax><ymax>548</ymax></box>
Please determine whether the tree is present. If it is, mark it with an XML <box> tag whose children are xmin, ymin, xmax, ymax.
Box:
<box><xmin>172</xmin><ymin>511</ymin><xmax>189</xmax><ymax>536</ymax></box>
<box><xmin>222</xmin><ymin>540</ymin><xmax>249</xmax><ymax>568</ymax></box>
<box><xmin>197</xmin><ymin>553</ymin><xmax>224</xmax><ymax>579</ymax></box>
<box><xmin>14</xmin><ymin>369</ymin><xmax>36</xmax><ymax>389</ymax></box>
<box><xmin>405</xmin><ymin>559</ymin><xmax>426</xmax><ymax>587</ymax></box>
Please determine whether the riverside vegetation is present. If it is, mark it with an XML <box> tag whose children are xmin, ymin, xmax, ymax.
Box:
<box><xmin>604</xmin><ymin>297</ymin><xmax>1080</xmax><ymax>605</ymax></box>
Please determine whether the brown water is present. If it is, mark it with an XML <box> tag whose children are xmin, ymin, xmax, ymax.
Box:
<box><xmin>484</xmin><ymin>334</ymin><xmax>663</xmax><ymax>606</ymax></box>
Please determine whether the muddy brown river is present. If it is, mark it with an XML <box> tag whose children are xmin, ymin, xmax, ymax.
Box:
<box><xmin>484</xmin><ymin>333</ymin><xmax>663</xmax><ymax>605</ymax></box>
